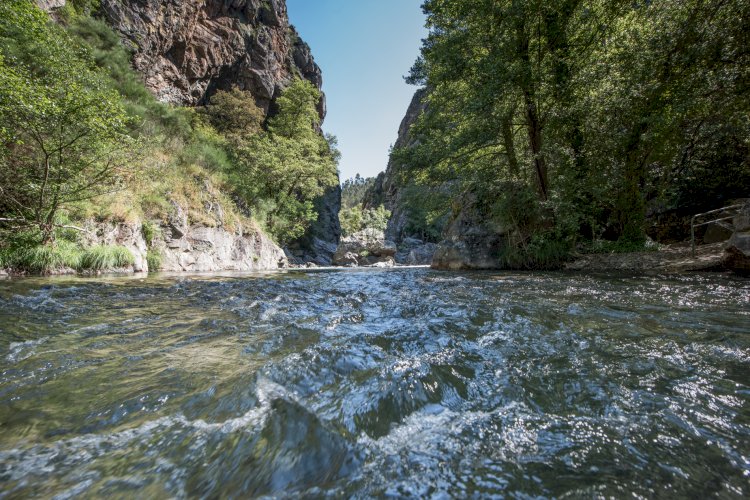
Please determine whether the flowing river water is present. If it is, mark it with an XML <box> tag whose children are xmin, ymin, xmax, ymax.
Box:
<box><xmin>0</xmin><ymin>269</ymin><xmax>748</xmax><ymax>498</ymax></box>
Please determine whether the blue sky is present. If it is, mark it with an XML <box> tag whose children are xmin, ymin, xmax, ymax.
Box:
<box><xmin>286</xmin><ymin>0</ymin><xmax>427</xmax><ymax>182</ymax></box>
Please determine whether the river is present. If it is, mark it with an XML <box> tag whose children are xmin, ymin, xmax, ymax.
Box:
<box><xmin>0</xmin><ymin>269</ymin><xmax>748</xmax><ymax>497</ymax></box>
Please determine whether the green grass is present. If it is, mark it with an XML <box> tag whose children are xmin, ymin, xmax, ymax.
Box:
<box><xmin>2</xmin><ymin>240</ymin><xmax>83</xmax><ymax>274</ymax></box>
<box><xmin>79</xmin><ymin>245</ymin><xmax>135</xmax><ymax>271</ymax></box>
<box><xmin>0</xmin><ymin>238</ymin><xmax>136</xmax><ymax>274</ymax></box>
<box><xmin>146</xmin><ymin>250</ymin><xmax>162</xmax><ymax>272</ymax></box>
<box><xmin>141</xmin><ymin>220</ymin><xmax>159</xmax><ymax>247</ymax></box>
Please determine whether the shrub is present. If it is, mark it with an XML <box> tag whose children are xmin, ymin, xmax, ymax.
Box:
<box><xmin>340</xmin><ymin>206</ymin><xmax>363</xmax><ymax>236</ymax></box>
<box><xmin>497</xmin><ymin>235</ymin><xmax>572</xmax><ymax>270</ymax></box>
<box><xmin>141</xmin><ymin>220</ymin><xmax>159</xmax><ymax>247</ymax></box>
<box><xmin>146</xmin><ymin>250</ymin><xmax>162</xmax><ymax>272</ymax></box>
<box><xmin>580</xmin><ymin>238</ymin><xmax>653</xmax><ymax>254</ymax></box>
<box><xmin>200</xmin><ymin>87</ymin><xmax>264</xmax><ymax>142</ymax></box>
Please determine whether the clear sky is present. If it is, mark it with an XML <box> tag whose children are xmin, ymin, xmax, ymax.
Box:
<box><xmin>286</xmin><ymin>0</ymin><xmax>427</xmax><ymax>182</ymax></box>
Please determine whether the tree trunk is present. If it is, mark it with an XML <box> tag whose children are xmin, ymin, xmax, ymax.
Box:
<box><xmin>524</xmin><ymin>92</ymin><xmax>549</xmax><ymax>201</ymax></box>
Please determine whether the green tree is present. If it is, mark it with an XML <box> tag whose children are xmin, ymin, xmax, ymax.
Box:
<box><xmin>581</xmin><ymin>0</ymin><xmax>750</xmax><ymax>241</ymax></box>
<box><xmin>201</xmin><ymin>87</ymin><xmax>265</xmax><ymax>145</ymax></box>
<box><xmin>232</xmin><ymin>79</ymin><xmax>339</xmax><ymax>243</ymax></box>
<box><xmin>340</xmin><ymin>204</ymin><xmax>391</xmax><ymax>236</ymax></box>
<box><xmin>404</xmin><ymin>0</ymin><xmax>619</xmax><ymax>201</ymax></box>
<box><xmin>397</xmin><ymin>0</ymin><xmax>749</xmax><ymax>258</ymax></box>
<box><xmin>0</xmin><ymin>0</ymin><xmax>135</xmax><ymax>243</ymax></box>
<box><xmin>341</xmin><ymin>174</ymin><xmax>376</xmax><ymax>209</ymax></box>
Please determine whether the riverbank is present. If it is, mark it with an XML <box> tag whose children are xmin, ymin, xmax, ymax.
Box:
<box><xmin>1</xmin><ymin>240</ymin><xmax>742</xmax><ymax>277</ymax></box>
<box><xmin>565</xmin><ymin>242</ymin><xmax>728</xmax><ymax>273</ymax></box>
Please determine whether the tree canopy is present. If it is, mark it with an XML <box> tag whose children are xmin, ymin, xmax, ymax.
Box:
<box><xmin>228</xmin><ymin>79</ymin><xmax>340</xmax><ymax>243</ymax></box>
<box><xmin>397</xmin><ymin>0</ymin><xmax>750</xmax><ymax>257</ymax></box>
<box><xmin>0</xmin><ymin>0</ymin><xmax>135</xmax><ymax>243</ymax></box>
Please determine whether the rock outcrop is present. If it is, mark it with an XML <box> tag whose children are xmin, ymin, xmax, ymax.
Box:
<box><xmin>36</xmin><ymin>0</ymin><xmax>339</xmax><ymax>267</ymax></box>
<box><xmin>395</xmin><ymin>238</ymin><xmax>438</xmax><ymax>266</ymax></box>
<box><xmin>35</xmin><ymin>0</ymin><xmax>65</xmax><ymax>11</ymax></box>
<box><xmin>431</xmin><ymin>201</ymin><xmax>509</xmax><ymax>270</ymax></box>
<box><xmin>364</xmin><ymin>88</ymin><xmax>428</xmax><ymax>244</ymax></box>
<box><xmin>332</xmin><ymin>229</ymin><xmax>397</xmax><ymax>267</ymax></box>
<box><xmin>286</xmin><ymin>184</ymin><xmax>342</xmax><ymax>266</ymax></box>
<box><xmin>723</xmin><ymin>204</ymin><xmax>750</xmax><ymax>275</ymax></box>
<box><xmin>99</xmin><ymin>0</ymin><xmax>324</xmax><ymax>117</ymax></box>
<box><xmin>86</xmin><ymin>203</ymin><xmax>287</xmax><ymax>274</ymax></box>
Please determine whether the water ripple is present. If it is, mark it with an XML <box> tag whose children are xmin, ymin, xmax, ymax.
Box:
<box><xmin>0</xmin><ymin>269</ymin><xmax>748</xmax><ymax>497</ymax></box>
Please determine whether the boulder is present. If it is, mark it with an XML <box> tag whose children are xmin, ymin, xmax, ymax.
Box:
<box><xmin>367</xmin><ymin>257</ymin><xmax>396</xmax><ymax>268</ymax></box>
<box><xmin>432</xmin><ymin>202</ymin><xmax>510</xmax><ymax>270</ymax></box>
<box><xmin>394</xmin><ymin>237</ymin><xmax>437</xmax><ymax>265</ymax></box>
<box><xmin>336</xmin><ymin>252</ymin><xmax>359</xmax><ymax>267</ymax></box>
<box><xmin>333</xmin><ymin>229</ymin><xmax>397</xmax><ymax>266</ymax></box>
<box><xmin>406</xmin><ymin>243</ymin><xmax>438</xmax><ymax>266</ymax></box>
<box><xmin>703</xmin><ymin>223</ymin><xmax>733</xmax><ymax>244</ymax></box>
<box><xmin>723</xmin><ymin>204</ymin><xmax>750</xmax><ymax>274</ymax></box>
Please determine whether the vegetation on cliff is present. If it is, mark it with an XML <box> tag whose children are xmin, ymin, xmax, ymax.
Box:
<box><xmin>0</xmin><ymin>0</ymin><xmax>338</xmax><ymax>272</ymax></box>
<box><xmin>395</xmin><ymin>0</ymin><xmax>750</xmax><ymax>268</ymax></box>
<box><xmin>340</xmin><ymin>175</ymin><xmax>391</xmax><ymax>236</ymax></box>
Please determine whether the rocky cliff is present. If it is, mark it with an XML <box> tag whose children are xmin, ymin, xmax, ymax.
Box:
<box><xmin>99</xmin><ymin>0</ymin><xmax>324</xmax><ymax>118</ymax></box>
<box><xmin>359</xmin><ymin>88</ymin><xmax>438</xmax><ymax>266</ymax></box>
<box><xmin>364</xmin><ymin>88</ymin><xmax>428</xmax><ymax>244</ymax></box>
<box><xmin>40</xmin><ymin>0</ymin><xmax>339</xmax><ymax>267</ymax></box>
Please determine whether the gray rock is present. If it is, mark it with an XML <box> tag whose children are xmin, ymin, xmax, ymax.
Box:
<box><xmin>289</xmin><ymin>184</ymin><xmax>342</xmax><ymax>265</ymax></box>
<box><xmin>723</xmin><ymin>204</ymin><xmax>750</xmax><ymax>274</ymax></box>
<box><xmin>367</xmin><ymin>257</ymin><xmax>396</xmax><ymax>268</ymax></box>
<box><xmin>405</xmin><ymin>243</ymin><xmax>438</xmax><ymax>265</ymax></box>
<box><xmin>703</xmin><ymin>223</ymin><xmax>733</xmax><ymax>244</ymax></box>
<box><xmin>85</xmin><ymin>222</ymin><xmax>149</xmax><ymax>273</ymax></box>
<box><xmin>336</xmin><ymin>252</ymin><xmax>359</xmax><ymax>267</ymax></box>
<box><xmin>83</xmin><ymin>199</ymin><xmax>287</xmax><ymax>273</ymax></box>
<box><xmin>35</xmin><ymin>0</ymin><xmax>66</xmax><ymax>11</ymax></box>
<box><xmin>431</xmin><ymin>201</ymin><xmax>510</xmax><ymax>270</ymax></box>
<box><xmin>333</xmin><ymin>229</ymin><xmax>397</xmax><ymax>266</ymax></box>
<box><xmin>393</xmin><ymin>237</ymin><xmax>437</xmax><ymax>265</ymax></box>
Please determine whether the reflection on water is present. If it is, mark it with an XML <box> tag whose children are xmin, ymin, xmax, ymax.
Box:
<box><xmin>0</xmin><ymin>269</ymin><xmax>748</xmax><ymax>497</ymax></box>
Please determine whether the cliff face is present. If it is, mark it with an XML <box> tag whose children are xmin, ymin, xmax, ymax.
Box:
<box><xmin>98</xmin><ymin>0</ymin><xmax>340</xmax><ymax>263</ymax></box>
<box><xmin>364</xmin><ymin>88</ymin><xmax>428</xmax><ymax>243</ymax></box>
<box><xmin>100</xmin><ymin>0</ymin><xmax>324</xmax><ymax>118</ymax></box>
